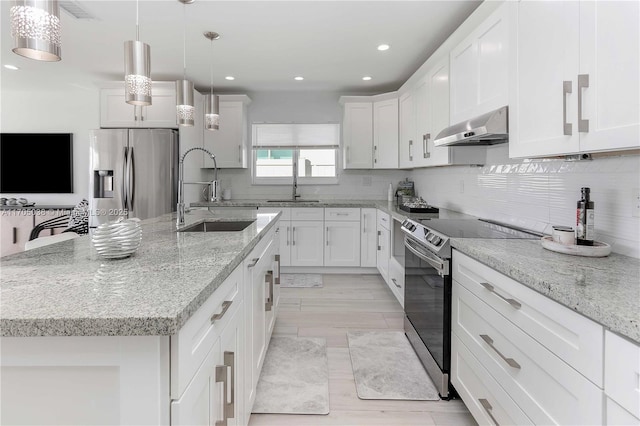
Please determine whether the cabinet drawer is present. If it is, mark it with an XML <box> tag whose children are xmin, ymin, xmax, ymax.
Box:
<box><xmin>606</xmin><ymin>397</ymin><xmax>640</xmax><ymax>426</ymax></box>
<box><xmin>388</xmin><ymin>257</ymin><xmax>404</xmax><ymax>306</ymax></box>
<box><xmin>605</xmin><ymin>331</ymin><xmax>640</xmax><ymax>418</ymax></box>
<box><xmin>325</xmin><ymin>208</ymin><xmax>360</xmax><ymax>221</ymax></box>
<box><xmin>377</xmin><ymin>210</ymin><xmax>390</xmax><ymax>230</ymax></box>
<box><xmin>453</xmin><ymin>250</ymin><xmax>604</xmax><ymax>386</ymax></box>
<box><xmin>453</xmin><ymin>282</ymin><xmax>603</xmax><ymax>425</ymax></box>
<box><xmin>171</xmin><ymin>265</ymin><xmax>243</xmax><ymax>399</ymax></box>
<box><xmin>258</xmin><ymin>207</ymin><xmax>291</xmax><ymax>221</ymax></box>
<box><xmin>452</xmin><ymin>334</ymin><xmax>534</xmax><ymax>426</ymax></box>
<box><xmin>290</xmin><ymin>207</ymin><xmax>323</xmax><ymax>221</ymax></box>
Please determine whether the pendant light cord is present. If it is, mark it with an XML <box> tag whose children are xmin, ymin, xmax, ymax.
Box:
<box><xmin>210</xmin><ymin>39</ymin><xmax>214</xmax><ymax>96</ymax></box>
<box><xmin>182</xmin><ymin>3</ymin><xmax>186</xmax><ymax>79</ymax></box>
<box><xmin>135</xmin><ymin>0</ymin><xmax>140</xmax><ymax>41</ymax></box>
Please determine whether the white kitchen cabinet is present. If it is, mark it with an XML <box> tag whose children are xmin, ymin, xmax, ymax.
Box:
<box><xmin>290</xmin><ymin>220</ymin><xmax>324</xmax><ymax>267</ymax></box>
<box><xmin>342</xmin><ymin>102</ymin><xmax>373</xmax><ymax>169</ymax></box>
<box><xmin>604</xmin><ymin>331</ymin><xmax>640</xmax><ymax>422</ymax></box>
<box><xmin>450</xmin><ymin>2</ymin><xmax>509</xmax><ymax>125</ymax></box>
<box><xmin>360</xmin><ymin>208</ymin><xmax>377</xmax><ymax>268</ymax></box>
<box><xmin>388</xmin><ymin>257</ymin><xmax>404</xmax><ymax>306</ymax></box>
<box><xmin>398</xmin><ymin>91</ymin><xmax>416</xmax><ymax>169</ymax></box>
<box><xmin>325</xmin><ymin>221</ymin><xmax>361</xmax><ymax>267</ymax></box>
<box><xmin>100</xmin><ymin>82</ymin><xmax>177</xmax><ymax>128</ymax></box>
<box><xmin>509</xmin><ymin>1</ymin><xmax>639</xmax><ymax>158</ymax></box>
<box><xmin>373</xmin><ymin>97</ymin><xmax>399</xmax><ymax>169</ymax></box>
<box><xmin>265</xmin><ymin>250</ymin><xmax>280</xmax><ymax>345</ymax></box>
<box><xmin>203</xmin><ymin>95</ymin><xmax>251</xmax><ymax>169</ymax></box>
<box><xmin>376</xmin><ymin>210</ymin><xmax>391</xmax><ymax>282</ymax></box>
<box><xmin>0</xmin><ymin>212</ymin><xmax>35</xmax><ymax>256</ymax></box>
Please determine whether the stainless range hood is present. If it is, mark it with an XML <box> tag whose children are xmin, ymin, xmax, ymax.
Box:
<box><xmin>434</xmin><ymin>106</ymin><xmax>508</xmax><ymax>147</ymax></box>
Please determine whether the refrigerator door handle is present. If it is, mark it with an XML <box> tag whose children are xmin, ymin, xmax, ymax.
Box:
<box><xmin>122</xmin><ymin>146</ymin><xmax>129</xmax><ymax>212</ymax></box>
<box><xmin>128</xmin><ymin>147</ymin><xmax>135</xmax><ymax>213</ymax></box>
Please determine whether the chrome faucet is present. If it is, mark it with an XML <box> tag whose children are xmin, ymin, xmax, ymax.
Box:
<box><xmin>292</xmin><ymin>154</ymin><xmax>300</xmax><ymax>200</ymax></box>
<box><xmin>177</xmin><ymin>147</ymin><xmax>217</xmax><ymax>228</ymax></box>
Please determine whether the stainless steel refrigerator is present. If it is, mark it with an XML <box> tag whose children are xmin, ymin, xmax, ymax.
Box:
<box><xmin>89</xmin><ymin>129</ymin><xmax>179</xmax><ymax>227</ymax></box>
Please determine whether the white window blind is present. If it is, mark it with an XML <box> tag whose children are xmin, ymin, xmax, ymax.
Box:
<box><xmin>252</xmin><ymin>123</ymin><xmax>340</xmax><ymax>148</ymax></box>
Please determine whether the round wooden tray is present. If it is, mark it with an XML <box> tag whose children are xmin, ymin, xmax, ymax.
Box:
<box><xmin>540</xmin><ymin>236</ymin><xmax>611</xmax><ymax>257</ymax></box>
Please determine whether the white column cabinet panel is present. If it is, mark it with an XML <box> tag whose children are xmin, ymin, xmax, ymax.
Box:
<box><xmin>373</xmin><ymin>98</ymin><xmax>399</xmax><ymax>169</ymax></box>
<box><xmin>324</xmin><ymin>221</ymin><xmax>361</xmax><ymax>267</ymax></box>
<box><xmin>203</xmin><ymin>96</ymin><xmax>251</xmax><ymax>169</ymax></box>
<box><xmin>290</xmin><ymin>220</ymin><xmax>324</xmax><ymax>267</ymax></box>
<box><xmin>360</xmin><ymin>208</ymin><xmax>377</xmax><ymax>268</ymax></box>
<box><xmin>342</xmin><ymin>102</ymin><xmax>373</xmax><ymax>169</ymax></box>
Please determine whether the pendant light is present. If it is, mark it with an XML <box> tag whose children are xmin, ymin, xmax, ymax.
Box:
<box><xmin>175</xmin><ymin>0</ymin><xmax>194</xmax><ymax>126</ymax></box>
<box><xmin>124</xmin><ymin>0</ymin><xmax>151</xmax><ymax>106</ymax></box>
<box><xmin>204</xmin><ymin>31</ymin><xmax>220</xmax><ymax>131</ymax></box>
<box><xmin>10</xmin><ymin>0</ymin><xmax>61</xmax><ymax>61</ymax></box>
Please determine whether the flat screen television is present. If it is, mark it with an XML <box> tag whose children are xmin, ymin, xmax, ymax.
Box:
<box><xmin>0</xmin><ymin>133</ymin><xmax>74</xmax><ymax>193</ymax></box>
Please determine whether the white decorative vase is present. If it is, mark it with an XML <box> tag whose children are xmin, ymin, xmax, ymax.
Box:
<box><xmin>92</xmin><ymin>218</ymin><xmax>142</xmax><ymax>259</ymax></box>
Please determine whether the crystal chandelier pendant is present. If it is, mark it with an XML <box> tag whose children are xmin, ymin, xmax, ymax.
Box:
<box><xmin>10</xmin><ymin>0</ymin><xmax>62</xmax><ymax>61</ymax></box>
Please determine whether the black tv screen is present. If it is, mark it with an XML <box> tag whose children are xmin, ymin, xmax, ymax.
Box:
<box><xmin>0</xmin><ymin>133</ymin><xmax>74</xmax><ymax>193</ymax></box>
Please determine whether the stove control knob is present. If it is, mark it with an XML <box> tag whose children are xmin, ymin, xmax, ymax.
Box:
<box><xmin>432</xmin><ymin>236</ymin><xmax>442</xmax><ymax>246</ymax></box>
<box><xmin>427</xmin><ymin>233</ymin><xmax>436</xmax><ymax>243</ymax></box>
<box><xmin>410</xmin><ymin>224</ymin><xmax>417</xmax><ymax>231</ymax></box>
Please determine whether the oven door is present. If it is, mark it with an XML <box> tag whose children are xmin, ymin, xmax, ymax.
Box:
<box><xmin>403</xmin><ymin>235</ymin><xmax>452</xmax><ymax>398</ymax></box>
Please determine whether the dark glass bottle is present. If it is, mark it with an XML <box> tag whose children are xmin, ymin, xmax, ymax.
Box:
<box><xmin>576</xmin><ymin>187</ymin><xmax>595</xmax><ymax>246</ymax></box>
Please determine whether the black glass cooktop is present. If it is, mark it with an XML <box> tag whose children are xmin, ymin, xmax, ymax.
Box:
<box><xmin>418</xmin><ymin>219</ymin><xmax>541</xmax><ymax>239</ymax></box>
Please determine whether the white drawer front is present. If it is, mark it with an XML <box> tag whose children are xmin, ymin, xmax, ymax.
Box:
<box><xmin>290</xmin><ymin>207</ymin><xmax>324</xmax><ymax>221</ymax></box>
<box><xmin>452</xmin><ymin>334</ymin><xmax>534</xmax><ymax>426</ymax></box>
<box><xmin>325</xmin><ymin>208</ymin><xmax>360</xmax><ymax>221</ymax></box>
<box><xmin>388</xmin><ymin>257</ymin><xmax>404</xmax><ymax>306</ymax></box>
<box><xmin>605</xmin><ymin>331</ymin><xmax>640</xmax><ymax>418</ymax></box>
<box><xmin>606</xmin><ymin>397</ymin><xmax>640</xmax><ymax>426</ymax></box>
<box><xmin>453</xmin><ymin>282</ymin><xmax>603</xmax><ymax>425</ymax></box>
<box><xmin>171</xmin><ymin>265</ymin><xmax>243</xmax><ymax>399</ymax></box>
<box><xmin>453</xmin><ymin>250</ymin><xmax>604</xmax><ymax>387</ymax></box>
<box><xmin>377</xmin><ymin>210</ymin><xmax>390</xmax><ymax>230</ymax></box>
<box><xmin>258</xmin><ymin>207</ymin><xmax>291</xmax><ymax>221</ymax></box>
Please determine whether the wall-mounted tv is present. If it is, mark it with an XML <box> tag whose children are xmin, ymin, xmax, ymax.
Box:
<box><xmin>0</xmin><ymin>133</ymin><xmax>74</xmax><ymax>193</ymax></box>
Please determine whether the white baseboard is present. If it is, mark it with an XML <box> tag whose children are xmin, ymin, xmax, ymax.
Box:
<box><xmin>281</xmin><ymin>267</ymin><xmax>379</xmax><ymax>275</ymax></box>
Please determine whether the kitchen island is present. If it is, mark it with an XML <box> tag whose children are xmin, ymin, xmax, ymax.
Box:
<box><xmin>1</xmin><ymin>208</ymin><xmax>281</xmax><ymax>425</ymax></box>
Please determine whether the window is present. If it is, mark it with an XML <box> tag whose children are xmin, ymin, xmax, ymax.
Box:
<box><xmin>252</xmin><ymin>124</ymin><xmax>339</xmax><ymax>185</ymax></box>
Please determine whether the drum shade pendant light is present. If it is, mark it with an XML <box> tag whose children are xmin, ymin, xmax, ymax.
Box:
<box><xmin>204</xmin><ymin>31</ymin><xmax>220</xmax><ymax>131</ymax></box>
<box><xmin>175</xmin><ymin>0</ymin><xmax>194</xmax><ymax>126</ymax></box>
<box><xmin>10</xmin><ymin>0</ymin><xmax>61</xmax><ymax>61</ymax></box>
<box><xmin>124</xmin><ymin>0</ymin><xmax>151</xmax><ymax>106</ymax></box>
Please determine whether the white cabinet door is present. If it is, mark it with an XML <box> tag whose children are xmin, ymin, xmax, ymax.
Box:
<box><xmin>0</xmin><ymin>213</ymin><xmax>34</xmax><ymax>257</ymax></box>
<box><xmin>578</xmin><ymin>1</ymin><xmax>640</xmax><ymax>153</ymax></box>
<box><xmin>203</xmin><ymin>100</ymin><xmax>248</xmax><ymax>169</ymax></box>
<box><xmin>290</xmin><ymin>220</ymin><xmax>324</xmax><ymax>266</ymax></box>
<box><xmin>373</xmin><ymin>98</ymin><xmax>399</xmax><ymax>169</ymax></box>
<box><xmin>360</xmin><ymin>208</ymin><xmax>377</xmax><ymax>268</ymax></box>
<box><xmin>412</xmin><ymin>76</ymin><xmax>431</xmax><ymax>168</ymax></box>
<box><xmin>100</xmin><ymin>85</ymin><xmax>177</xmax><ymax>128</ymax></box>
<box><xmin>219</xmin><ymin>305</ymin><xmax>244</xmax><ymax>426</ymax></box>
<box><xmin>376</xmin><ymin>225</ymin><xmax>390</xmax><ymax>282</ymax></box>
<box><xmin>450</xmin><ymin>2</ymin><xmax>509</xmax><ymax>125</ymax></box>
<box><xmin>171</xmin><ymin>340</ymin><xmax>222</xmax><ymax>426</ymax></box>
<box><xmin>324</xmin><ymin>221</ymin><xmax>361</xmax><ymax>267</ymax></box>
<box><xmin>139</xmin><ymin>87</ymin><xmax>178</xmax><ymax>128</ymax></box>
<box><xmin>264</xmin><ymin>246</ymin><xmax>278</xmax><ymax>344</ymax></box>
<box><xmin>342</xmin><ymin>102</ymin><xmax>373</xmax><ymax>169</ymax></box>
<box><xmin>398</xmin><ymin>91</ymin><xmax>416</xmax><ymax>169</ymax></box>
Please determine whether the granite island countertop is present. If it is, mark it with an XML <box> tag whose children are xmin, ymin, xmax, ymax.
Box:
<box><xmin>451</xmin><ymin>238</ymin><xmax>640</xmax><ymax>344</ymax></box>
<box><xmin>0</xmin><ymin>208</ymin><xmax>280</xmax><ymax>337</ymax></box>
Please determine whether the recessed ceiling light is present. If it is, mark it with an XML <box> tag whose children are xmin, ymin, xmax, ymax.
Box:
<box><xmin>377</xmin><ymin>44</ymin><xmax>390</xmax><ymax>51</ymax></box>
<box><xmin>225</xmin><ymin>76</ymin><xmax>235</xmax><ymax>80</ymax></box>
<box><xmin>362</xmin><ymin>76</ymin><xmax>372</xmax><ymax>81</ymax></box>
<box><xmin>4</xmin><ymin>65</ymin><xmax>19</xmax><ymax>70</ymax></box>
<box><xmin>294</xmin><ymin>76</ymin><xmax>304</xmax><ymax>81</ymax></box>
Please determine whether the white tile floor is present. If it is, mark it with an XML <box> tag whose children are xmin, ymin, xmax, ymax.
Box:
<box><xmin>248</xmin><ymin>273</ymin><xmax>477</xmax><ymax>426</ymax></box>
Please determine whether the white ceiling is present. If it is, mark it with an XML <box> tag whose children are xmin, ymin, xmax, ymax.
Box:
<box><xmin>0</xmin><ymin>0</ymin><xmax>481</xmax><ymax>94</ymax></box>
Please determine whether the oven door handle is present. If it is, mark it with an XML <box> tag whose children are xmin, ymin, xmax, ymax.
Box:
<box><xmin>404</xmin><ymin>236</ymin><xmax>449</xmax><ymax>276</ymax></box>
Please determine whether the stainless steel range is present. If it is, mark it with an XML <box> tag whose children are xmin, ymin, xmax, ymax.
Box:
<box><xmin>400</xmin><ymin>218</ymin><xmax>540</xmax><ymax>399</ymax></box>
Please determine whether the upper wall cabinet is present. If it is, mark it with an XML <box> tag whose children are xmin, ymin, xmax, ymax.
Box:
<box><xmin>100</xmin><ymin>82</ymin><xmax>178</xmax><ymax>129</ymax></box>
<box><xmin>373</xmin><ymin>97</ymin><xmax>399</xmax><ymax>169</ymax></box>
<box><xmin>509</xmin><ymin>1</ymin><xmax>639</xmax><ymax>158</ymax></box>
<box><xmin>202</xmin><ymin>95</ymin><xmax>251</xmax><ymax>169</ymax></box>
<box><xmin>450</xmin><ymin>2</ymin><xmax>509</xmax><ymax>125</ymax></box>
<box><xmin>398</xmin><ymin>91</ymin><xmax>416</xmax><ymax>169</ymax></box>
<box><xmin>342</xmin><ymin>102</ymin><xmax>373</xmax><ymax>169</ymax></box>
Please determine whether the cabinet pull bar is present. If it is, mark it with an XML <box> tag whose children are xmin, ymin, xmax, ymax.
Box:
<box><xmin>479</xmin><ymin>282</ymin><xmax>521</xmax><ymax>309</ymax></box>
<box><xmin>409</xmin><ymin>140</ymin><xmax>413</xmax><ymax>161</ymax></box>
<box><xmin>578</xmin><ymin>74</ymin><xmax>589</xmax><ymax>132</ymax></box>
<box><xmin>479</xmin><ymin>398</ymin><xmax>500</xmax><ymax>426</ymax></box>
<box><xmin>363</xmin><ymin>214</ymin><xmax>366</xmax><ymax>233</ymax></box>
<box><xmin>247</xmin><ymin>257</ymin><xmax>260</xmax><ymax>268</ymax></box>
<box><xmin>391</xmin><ymin>278</ymin><xmax>401</xmax><ymax>288</ymax></box>
<box><xmin>326</xmin><ymin>227</ymin><xmax>329</xmax><ymax>246</ymax></box>
<box><xmin>211</xmin><ymin>301</ymin><xmax>233</xmax><ymax>323</ymax></box>
<box><xmin>563</xmin><ymin>80</ymin><xmax>573</xmax><ymax>135</ymax></box>
<box><xmin>224</xmin><ymin>351</ymin><xmax>235</xmax><ymax>418</ymax></box>
<box><xmin>292</xmin><ymin>227</ymin><xmax>296</xmax><ymax>246</ymax></box>
<box><xmin>238</xmin><ymin>145</ymin><xmax>242</xmax><ymax>163</ymax></box>
<box><xmin>480</xmin><ymin>334</ymin><xmax>521</xmax><ymax>369</ymax></box>
<box><xmin>423</xmin><ymin>133</ymin><xmax>431</xmax><ymax>159</ymax></box>
<box><xmin>275</xmin><ymin>254</ymin><xmax>281</xmax><ymax>284</ymax></box>
<box><xmin>286</xmin><ymin>226</ymin><xmax>290</xmax><ymax>246</ymax></box>
<box><xmin>346</xmin><ymin>145</ymin><xmax>350</xmax><ymax>163</ymax></box>
<box><xmin>265</xmin><ymin>270</ymin><xmax>273</xmax><ymax>311</ymax></box>
<box><xmin>377</xmin><ymin>230</ymin><xmax>381</xmax><ymax>251</ymax></box>
<box><xmin>12</xmin><ymin>227</ymin><xmax>17</xmax><ymax>244</ymax></box>
<box><xmin>215</xmin><ymin>365</ymin><xmax>229</xmax><ymax>426</ymax></box>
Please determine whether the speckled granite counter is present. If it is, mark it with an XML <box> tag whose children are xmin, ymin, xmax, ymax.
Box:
<box><xmin>0</xmin><ymin>208</ymin><xmax>280</xmax><ymax>337</ymax></box>
<box><xmin>452</xmin><ymin>239</ymin><xmax>640</xmax><ymax>344</ymax></box>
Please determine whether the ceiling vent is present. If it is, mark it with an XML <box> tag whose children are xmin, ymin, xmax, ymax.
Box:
<box><xmin>59</xmin><ymin>1</ymin><xmax>96</xmax><ymax>19</ymax></box>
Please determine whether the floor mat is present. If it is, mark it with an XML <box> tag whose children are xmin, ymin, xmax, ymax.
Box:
<box><xmin>347</xmin><ymin>331</ymin><xmax>440</xmax><ymax>400</ymax></box>
<box><xmin>252</xmin><ymin>336</ymin><xmax>330</xmax><ymax>415</ymax></box>
<box><xmin>280</xmin><ymin>273</ymin><xmax>323</xmax><ymax>288</ymax></box>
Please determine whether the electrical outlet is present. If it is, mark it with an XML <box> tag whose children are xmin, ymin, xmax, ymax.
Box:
<box><xmin>633</xmin><ymin>188</ymin><xmax>640</xmax><ymax>218</ymax></box>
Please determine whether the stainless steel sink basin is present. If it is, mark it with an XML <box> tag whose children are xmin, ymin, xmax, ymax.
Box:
<box><xmin>178</xmin><ymin>220</ymin><xmax>255</xmax><ymax>232</ymax></box>
<box><xmin>266</xmin><ymin>200</ymin><xmax>320</xmax><ymax>203</ymax></box>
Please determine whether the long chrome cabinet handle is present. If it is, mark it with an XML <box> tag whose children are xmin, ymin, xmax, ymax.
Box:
<box><xmin>265</xmin><ymin>270</ymin><xmax>273</xmax><ymax>311</ymax></box>
<box><xmin>480</xmin><ymin>334</ymin><xmax>521</xmax><ymax>369</ymax></box>
<box><xmin>238</xmin><ymin>145</ymin><xmax>242</xmax><ymax>163</ymax></box>
<box><xmin>122</xmin><ymin>146</ymin><xmax>129</xmax><ymax>211</ymax></box>
<box><xmin>423</xmin><ymin>133</ymin><xmax>431</xmax><ymax>159</ymax></box>
<box><xmin>578</xmin><ymin>74</ymin><xmax>589</xmax><ymax>132</ymax></box>
<box><xmin>479</xmin><ymin>398</ymin><xmax>500</xmax><ymax>426</ymax></box>
<box><xmin>128</xmin><ymin>147</ymin><xmax>135</xmax><ymax>212</ymax></box>
<box><xmin>247</xmin><ymin>257</ymin><xmax>259</xmax><ymax>268</ymax></box>
<box><xmin>479</xmin><ymin>282</ymin><xmax>521</xmax><ymax>309</ymax></box>
<box><xmin>211</xmin><ymin>301</ymin><xmax>233</xmax><ymax>323</ymax></box>
<box><xmin>292</xmin><ymin>227</ymin><xmax>296</xmax><ymax>246</ymax></box>
<box><xmin>391</xmin><ymin>278</ymin><xmax>401</xmax><ymax>289</ymax></box>
<box><xmin>408</xmin><ymin>140</ymin><xmax>413</xmax><ymax>161</ymax></box>
<box><xmin>275</xmin><ymin>254</ymin><xmax>281</xmax><ymax>285</ymax></box>
<box><xmin>346</xmin><ymin>145</ymin><xmax>350</xmax><ymax>163</ymax></box>
<box><xmin>363</xmin><ymin>214</ymin><xmax>367</xmax><ymax>233</ymax></box>
<box><xmin>215</xmin><ymin>365</ymin><xmax>228</xmax><ymax>426</ymax></box>
<box><xmin>377</xmin><ymin>230</ymin><xmax>381</xmax><ymax>251</ymax></box>
<box><xmin>563</xmin><ymin>80</ymin><xmax>573</xmax><ymax>135</ymax></box>
<box><xmin>224</xmin><ymin>351</ymin><xmax>235</xmax><ymax>419</ymax></box>
<box><xmin>286</xmin><ymin>226</ymin><xmax>290</xmax><ymax>246</ymax></box>
<box><xmin>326</xmin><ymin>226</ymin><xmax>329</xmax><ymax>246</ymax></box>
<box><xmin>373</xmin><ymin>145</ymin><xmax>377</xmax><ymax>164</ymax></box>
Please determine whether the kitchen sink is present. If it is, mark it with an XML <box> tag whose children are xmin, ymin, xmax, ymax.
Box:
<box><xmin>266</xmin><ymin>200</ymin><xmax>320</xmax><ymax>203</ymax></box>
<box><xmin>178</xmin><ymin>220</ymin><xmax>255</xmax><ymax>232</ymax></box>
